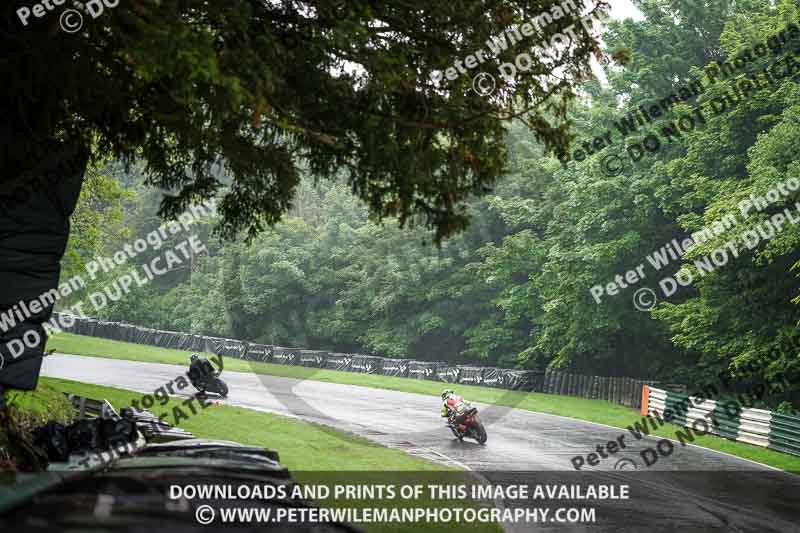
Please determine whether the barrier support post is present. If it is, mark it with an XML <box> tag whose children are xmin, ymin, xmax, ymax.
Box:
<box><xmin>640</xmin><ymin>384</ymin><xmax>650</xmax><ymax>416</ymax></box>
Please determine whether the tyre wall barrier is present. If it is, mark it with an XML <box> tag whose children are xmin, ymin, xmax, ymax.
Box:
<box><xmin>297</xmin><ymin>350</ymin><xmax>328</xmax><ymax>368</ymax></box>
<box><xmin>50</xmin><ymin>313</ymin><xmax>650</xmax><ymax>408</ymax></box>
<box><xmin>271</xmin><ymin>347</ymin><xmax>299</xmax><ymax>365</ymax></box>
<box><xmin>435</xmin><ymin>365</ymin><xmax>460</xmax><ymax>384</ymax></box>
<box><xmin>351</xmin><ymin>354</ymin><xmax>383</xmax><ymax>374</ymax></box>
<box><xmin>324</xmin><ymin>353</ymin><xmax>353</xmax><ymax>372</ymax></box>
<box><xmin>457</xmin><ymin>366</ymin><xmax>485</xmax><ymax>386</ymax></box>
<box><xmin>408</xmin><ymin>361</ymin><xmax>440</xmax><ymax>380</ymax></box>
<box><xmin>244</xmin><ymin>344</ymin><xmax>273</xmax><ymax>362</ymax></box>
<box><xmin>380</xmin><ymin>358</ymin><xmax>409</xmax><ymax>377</ymax></box>
<box><xmin>641</xmin><ymin>385</ymin><xmax>800</xmax><ymax>457</ymax></box>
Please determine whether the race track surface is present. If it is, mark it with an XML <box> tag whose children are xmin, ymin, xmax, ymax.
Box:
<box><xmin>41</xmin><ymin>354</ymin><xmax>800</xmax><ymax>532</ymax></box>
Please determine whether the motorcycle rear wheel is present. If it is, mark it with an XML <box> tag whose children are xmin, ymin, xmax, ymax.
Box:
<box><xmin>473</xmin><ymin>421</ymin><xmax>487</xmax><ymax>445</ymax></box>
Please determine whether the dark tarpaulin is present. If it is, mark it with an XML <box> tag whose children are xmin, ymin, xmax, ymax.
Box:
<box><xmin>78</xmin><ymin>318</ymin><xmax>88</xmax><ymax>335</ymax></box>
<box><xmin>115</xmin><ymin>323</ymin><xmax>127</xmax><ymax>342</ymax></box>
<box><xmin>173</xmin><ymin>332</ymin><xmax>193</xmax><ymax>351</ymax></box>
<box><xmin>191</xmin><ymin>335</ymin><xmax>207</xmax><ymax>353</ymax></box>
<box><xmin>164</xmin><ymin>331</ymin><xmax>179</xmax><ymax>350</ymax></box>
<box><xmin>122</xmin><ymin>323</ymin><xmax>137</xmax><ymax>344</ymax></box>
<box><xmin>381</xmin><ymin>358</ymin><xmax>409</xmax><ymax>377</ymax></box>
<box><xmin>93</xmin><ymin>320</ymin><xmax>111</xmax><ymax>340</ymax></box>
<box><xmin>435</xmin><ymin>365</ymin><xmax>459</xmax><ymax>383</ymax></box>
<box><xmin>298</xmin><ymin>350</ymin><xmax>327</xmax><ymax>368</ymax></box>
<box><xmin>350</xmin><ymin>354</ymin><xmax>382</xmax><ymax>374</ymax></box>
<box><xmin>153</xmin><ymin>329</ymin><xmax>171</xmax><ymax>348</ymax></box>
<box><xmin>200</xmin><ymin>336</ymin><xmax>227</xmax><ymax>355</ymax></box>
<box><xmin>324</xmin><ymin>353</ymin><xmax>353</xmax><ymax>371</ymax></box>
<box><xmin>138</xmin><ymin>327</ymin><xmax>155</xmax><ymax>346</ymax></box>
<box><xmin>506</xmin><ymin>369</ymin><xmax>543</xmax><ymax>391</ymax></box>
<box><xmin>171</xmin><ymin>331</ymin><xmax>189</xmax><ymax>350</ymax></box>
<box><xmin>457</xmin><ymin>366</ymin><xmax>485</xmax><ymax>386</ymax></box>
<box><xmin>272</xmin><ymin>347</ymin><xmax>299</xmax><ymax>365</ymax></box>
<box><xmin>101</xmin><ymin>321</ymin><xmax>115</xmax><ymax>340</ymax></box>
<box><xmin>103</xmin><ymin>321</ymin><xmax>118</xmax><ymax>341</ymax></box>
<box><xmin>151</xmin><ymin>330</ymin><xmax>166</xmax><ymax>348</ymax></box>
<box><xmin>408</xmin><ymin>361</ymin><xmax>439</xmax><ymax>380</ymax></box>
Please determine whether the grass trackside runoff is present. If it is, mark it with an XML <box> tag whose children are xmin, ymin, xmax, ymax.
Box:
<box><xmin>39</xmin><ymin>378</ymin><xmax>500</xmax><ymax>533</ymax></box>
<box><xmin>0</xmin><ymin>384</ymin><xmax>76</xmax><ymax>472</ymax></box>
<box><xmin>48</xmin><ymin>332</ymin><xmax>800</xmax><ymax>472</ymax></box>
<box><xmin>40</xmin><ymin>377</ymin><xmax>445</xmax><ymax>472</ymax></box>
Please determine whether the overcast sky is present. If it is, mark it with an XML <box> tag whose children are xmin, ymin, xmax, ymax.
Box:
<box><xmin>586</xmin><ymin>1</ymin><xmax>644</xmax><ymax>83</ymax></box>
<box><xmin>609</xmin><ymin>0</ymin><xmax>645</xmax><ymax>21</ymax></box>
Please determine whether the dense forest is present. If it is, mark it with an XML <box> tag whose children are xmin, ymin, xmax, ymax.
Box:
<box><xmin>61</xmin><ymin>0</ymin><xmax>800</xmax><ymax>410</ymax></box>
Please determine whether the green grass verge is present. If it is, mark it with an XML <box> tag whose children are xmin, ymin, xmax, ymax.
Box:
<box><xmin>48</xmin><ymin>332</ymin><xmax>800</xmax><ymax>472</ymax></box>
<box><xmin>6</xmin><ymin>384</ymin><xmax>76</xmax><ymax>423</ymax></box>
<box><xmin>0</xmin><ymin>384</ymin><xmax>75</xmax><ymax>473</ymax></box>
<box><xmin>40</xmin><ymin>377</ymin><xmax>444</xmax><ymax>472</ymax></box>
<box><xmin>38</xmin><ymin>377</ymin><xmax>500</xmax><ymax>533</ymax></box>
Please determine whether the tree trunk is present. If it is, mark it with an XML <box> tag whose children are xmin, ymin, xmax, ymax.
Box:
<box><xmin>0</xmin><ymin>138</ymin><xmax>87</xmax><ymax>390</ymax></box>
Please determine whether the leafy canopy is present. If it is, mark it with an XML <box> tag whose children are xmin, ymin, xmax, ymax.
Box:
<box><xmin>2</xmin><ymin>0</ymin><xmax>607</xmax><ymax>241</ymax></box>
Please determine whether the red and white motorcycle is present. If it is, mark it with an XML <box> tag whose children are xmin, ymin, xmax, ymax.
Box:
<box><xmin>448</xmin><ymin>402</ymin><xmax>488</xmax><ymax>445</ymax></box>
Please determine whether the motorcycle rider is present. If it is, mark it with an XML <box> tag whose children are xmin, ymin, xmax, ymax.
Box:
<box><xmin>189</xmin><ymin>353</ymin><xmax>215</xmax><ymax>383</ymax></box>
<box><xmin>441</xmin><ymin>389</ymin><xmax>468</xmax><ymax>429</ymax></box>
<box><xmin>188</xmin><ymin>353</ymin><xmax>229</xmax><ymax>398</ymax></box>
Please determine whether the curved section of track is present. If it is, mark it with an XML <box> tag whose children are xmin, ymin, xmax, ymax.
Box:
<box><xmin>42</xmin><ymin>354</ymin><xmax>800</xmax><ymax>533</ymax></box>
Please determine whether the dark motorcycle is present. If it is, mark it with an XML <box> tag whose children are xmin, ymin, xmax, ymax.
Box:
<box><xmin>448</xmin><ymin>402</ymin><xmax>487</xmax><ymax>445</ymax></box>
<box><xmin>188</xmin><ymin>358</ymin><xmax>229</xmax><ymax>398</ymax></box>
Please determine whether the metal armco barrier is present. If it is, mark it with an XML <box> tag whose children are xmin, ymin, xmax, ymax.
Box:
<box><xmin>641</xmin><ymin>385</ymin><xmax>800</xmax><ymax>457</ymax></box>
<box><xmin>51</xmin><ymin>313</ymin><xmax>650</xmax><ymax>407</ymax></box>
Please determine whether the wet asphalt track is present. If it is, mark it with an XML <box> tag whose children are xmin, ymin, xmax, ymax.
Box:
<box><xmin>42</xmin><ymin>354</ymin><xmax>800</xmax><ymax>532</ymax></box>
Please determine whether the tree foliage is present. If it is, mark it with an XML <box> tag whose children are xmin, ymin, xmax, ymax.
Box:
<box><xmin>2</xmin><ymin>0</ymin><xmax>607</xmax><ymax>242</ymax></box>
<box><xmin>52</xmin><ymin>0</ymin><xmax>800</xmax><ymax>411</ymax></box>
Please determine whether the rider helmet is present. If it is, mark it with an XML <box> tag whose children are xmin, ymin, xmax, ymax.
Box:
<box><xmin>190</xmin><ymin>354</ymin><xmax>199</xmax><ymax>363</ymax></box>
<box><xmin>441</xmin><ymin>389</ymin><xmax>454</xmax><ymax>400</ymax></box>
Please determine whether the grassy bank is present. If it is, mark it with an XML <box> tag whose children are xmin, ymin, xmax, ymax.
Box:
<box><xmin>33</xmin><ymin>378</ymin><xmax>498</xmax><ymax>533</ymax></box>
<box><xmin>0</xmin><ymin>384</ymin><xmax>75</xmax><ymax>472</ymax></box>
<box><xmin>48</xmin><ymin>332</ymin><xmax>800</xmax><ymax>471</ymax></box>
<box><xmin>40</xmin><ymin>377</ymin><xmax>445</xmax><ymax>472</ymax></box>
